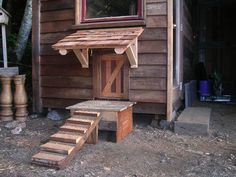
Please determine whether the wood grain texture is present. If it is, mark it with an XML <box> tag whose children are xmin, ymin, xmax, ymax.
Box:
<box><xmin>41</xmin><ymin>76</ymin><xmax>92</xmax><ymax>88</ymax></box>
<box><xmin>133</xmin><ymin>102</ymin><xmax>166</xmax><ymax>114</ymax></box>
<box><xmin>130</xmin><ymin>90</ymin><xmax>166</xmax><ymax>103</ymax></box>
<box><xmin>166</xmin><ymin>0</ymin><xmax>174</xmax><ymax>121</ymax></box>
<box><xmin>40</xmin><ymin>65</ymin><xmax>92</xmax><ymax>77</ymax></box>
<box><xmin>41</xmin><ymin>0</ymin><xmax>74</xmax><ymax>12</ymax></box>
<box><xmin>130</xmin><ymin>65</ymin><xmax>167</xmax><ymax>78</ymax></box>
<box><xmin>138</xmin><ymin>41</ymin><xmax>167</xmax><ymax>53</ymax></box>
<box><xmin>138</xmin><ymin>53</ymin><xmax>167</xmax><ymax>65</ymax></box>
<box><xmin>146</xmin><ymin>2</ymin><xmax>167</xmax><ymax>16</ymax></box>
<box><xmin>41</xmin><ymin>9</ymin><xmax>74</xmax><ymax>23</ymax></box>
<box><xmin>146</xmin><ymin>16</ymin><xmax>167</xmax><ymax>28</ymax></box>
<box><xmin>41</xmin><ymin>88</ymin><xmax>92</xmax><ymax>99</ymax></box>
<box><xmin>32</xmin><ymin>0</ymin><xmax>42</xmax><ymax>112</ymax></box>
<box><xmin>130</xmin><ymin>78</ymin><xmax>167</xmax><ymax>90</ymax></box>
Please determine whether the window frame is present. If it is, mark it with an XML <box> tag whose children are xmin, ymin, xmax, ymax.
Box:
<box><xmin>80</xmin><ymin>0</ymin><xmax>143</xmax><ymax>23</ymax></box>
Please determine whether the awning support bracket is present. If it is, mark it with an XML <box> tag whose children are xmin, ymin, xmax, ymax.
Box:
<box><xmin>73</xmin><ymin>49</ymin><xmax>89</xmax><ymax>68</ymax></box>
<box><xmin>114</xmin><ymin>38</ymin><xmax>138</xmax><ymax>68</ymax></box>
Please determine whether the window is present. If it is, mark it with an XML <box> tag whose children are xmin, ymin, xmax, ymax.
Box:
<box><xmin>81</xmin><ymin>0</ymin><xmax>143</xmax><ymax>23</ymax></box>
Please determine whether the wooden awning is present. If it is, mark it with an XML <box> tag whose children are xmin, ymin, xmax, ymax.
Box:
<box><xmin>52</xmin><ymin>27</ymin><xmax>144</xmax><ymax>68</ymax></box>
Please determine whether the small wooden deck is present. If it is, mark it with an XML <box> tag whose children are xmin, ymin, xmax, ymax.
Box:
<box><xmin>67</xmin><ymin>100</ymin><xmax>135</xmax><ymax>142</ymax></box>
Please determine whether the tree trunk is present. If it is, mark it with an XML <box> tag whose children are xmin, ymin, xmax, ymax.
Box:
<box><xmin>15</xmin><ymin>0</ymin><xmax>32</xmax><ymax>62</ymax></box>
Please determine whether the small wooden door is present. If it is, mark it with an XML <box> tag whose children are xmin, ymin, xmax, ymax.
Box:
<box><xmin>93</xmin><ymin>51</ymin><xmax>129</xmax><ymax>99</ymax></box>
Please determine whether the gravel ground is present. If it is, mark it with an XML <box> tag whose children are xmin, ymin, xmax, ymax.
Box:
<box><xmin>0</xmin><ymin>102</ymin><xmax>235</xmax><ymax>177</ymax></box>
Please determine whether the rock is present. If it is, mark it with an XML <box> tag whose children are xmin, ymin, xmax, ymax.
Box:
<box><xmin>11</xmin><ymin>127</ymin><xmax>22</xmax><ymax>134</ymax></box>
<box><xmin>151</xmin><ymin>119</ymin><xmax>159</xmax><ymax>128</ymax></box>
<box><xmin>159</xmin><ymin>120</ymin><xmax>171</xmax><ymax>130</ymax></box>
<box><xmin>5</xmin><ymin>121</ymin><xmax>18</xmax><ymax>129</ymax></box>
<box><xmin>104</xmin><ymin>167</ymin><xmax>111</xmax><ymax>171</ymax></box>
<box><xmin>47</xmin><ymin>109</ymin><xmax>70</xmax><ymax>121</ymax></box>
<box><xmin>29</xmin><ymin>113</ymin><xmax>41</xmax><ymax>119</ymax></box>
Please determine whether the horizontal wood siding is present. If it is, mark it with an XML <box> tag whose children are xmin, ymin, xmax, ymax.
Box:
<box><xmin>130</xmin><ymin>0</ymin><xmax>167</xmax><ymax>105</ymax></box>
<box><xmin>37</xmin><ymin>0</ymin><xmax>168</xmax><ymax>113</ymax></box>
<box><xmin>40</xmin><ymin>0</ymin><xmax>93</xmax><ymax>107</ymax></box>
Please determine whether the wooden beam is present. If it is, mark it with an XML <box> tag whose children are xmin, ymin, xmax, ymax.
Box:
<box><xmin>73</xmin><ymin>49</ymin><xmax>89</xmax><ymax>68</ymax></box>
<box><xmin>125</xmin><ymin>38</ymin><xmax>138</xmax><ymax>68</ymax></box>
<box><xmin>114</xmin><ymin>38</ymin><xmax>138</xmax><ymax>68</ymax></box>
<box><xmin>32</xmin><ymin>0</ymin><xmax>42</xmax><ymax>113</ymax></box>
<box><xmin>167</xmin><ymin>0</ymin><xmax>174</xmax><ymax>121</ymax></box>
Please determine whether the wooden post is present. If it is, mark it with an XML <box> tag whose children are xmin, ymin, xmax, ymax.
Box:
<box><xmin>1</xmin><ymin>25</ymin><xmax>8</xmax><ymax>68</ymax></box>
<box><xmin>0</xmin><ymin>76</ymin><xmax>13</xmax><ymax>121</ymax></box>
<box><xmin>14</xmin><ymin>75</ymin><xmax>28</xmax><ymax>121</ymax></box>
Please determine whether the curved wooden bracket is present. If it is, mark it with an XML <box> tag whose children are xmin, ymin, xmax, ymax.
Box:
<box><xmin>114</xmin><ymin>38</ymin><xmax>138</xmax><ymax>68</ymax></box>
<box><xmin>73</xmin><ymin>49</ymin><xmax>89</xmax><ymax>68</ymax></box>
<box><xmin>114</xmin><ymin>47</ymin><xmax>126</xmax><ymax>55</ymax></box>
<box><xmin>125</xmin><ymin>38</ymin><xmax>138</xmax><ymax>68</ymax></box>
<box><xmin>59</xmin><ymin>49</ymin><xmax>68</xmax><ymax>55</ymax></box>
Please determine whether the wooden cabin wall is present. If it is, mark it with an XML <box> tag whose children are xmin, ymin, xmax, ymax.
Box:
<box><xmin>132</xmin><ymin>0</ymin><xmax>168</xmax><ymax>115</ymax></box>
<box><xmin>37</xmin><ymin>0</ymin><xmax>93</xmax><ymax>110</ymax></box>
<box><xmin>33</xmin><ymin>0</ymin><xmax>169</xmax><ymax>115</ymax></box>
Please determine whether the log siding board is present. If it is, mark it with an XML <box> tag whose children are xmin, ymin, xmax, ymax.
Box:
<box><xmin>41</xmin><ymin>0</ymin><xmax>74</xmax><ymax>12</ymax></box>
<box><xmin>41</xmin><ymin>88</ymin><xmax>93</xmax><ymax>99</ymax></box>
<box><xmin>41</xmin><ymin>9</ymin><xmax>74</xmax><ymax>23</ymax></box>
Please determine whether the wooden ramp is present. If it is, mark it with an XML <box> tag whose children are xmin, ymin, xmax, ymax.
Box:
<box><xmin>31</xmin><ymin>111</ymin><xmax>101</xmax><ymax>169</ymax></box>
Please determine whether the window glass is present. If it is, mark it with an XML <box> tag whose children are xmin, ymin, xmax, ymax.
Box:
<box><xmin>83</xmin><ymin>0</ymin><xmax>141</xmax><ymax>21</ymax></box>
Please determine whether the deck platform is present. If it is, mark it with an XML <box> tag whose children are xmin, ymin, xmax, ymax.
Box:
<box><xmin>67</xmin><ymin>100</ymin><xmax>135</xmax><ymax>142</ymax></box>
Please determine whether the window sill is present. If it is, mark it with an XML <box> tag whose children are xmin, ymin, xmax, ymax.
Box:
<box><xmin>71</xmin><ymin>20</ymin><xmax>146</xmax><ymax>30</ymax></box>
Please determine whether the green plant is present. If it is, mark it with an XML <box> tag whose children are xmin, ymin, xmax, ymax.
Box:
<box><xmin>211</xmin><ymin>71</ymin><xmax>223</xmax><ymax>96</ymax></box>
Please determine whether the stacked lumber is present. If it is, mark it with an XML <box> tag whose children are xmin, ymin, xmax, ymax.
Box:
<box><xmin>31</xmin><ymin>111</ymin><xmax>101</xmax><ymax>169</ymax></box>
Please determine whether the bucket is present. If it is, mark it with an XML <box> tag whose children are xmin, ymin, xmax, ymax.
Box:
<box><xmin>199</xmin><ymin>80</ymin><xmax>211</xmax><ymax>96</ymax></box>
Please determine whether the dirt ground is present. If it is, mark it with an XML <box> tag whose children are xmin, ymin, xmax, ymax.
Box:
<box><xmin>0</xmin><ymin>102</ymin><xmax>235</xmax><ymax>177</ymax></box>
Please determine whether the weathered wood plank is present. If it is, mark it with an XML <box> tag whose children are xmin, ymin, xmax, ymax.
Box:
<box><xmin>41</xmin><ymin>32</ymin><xmax>72</xmax><ymax>44</ymax></box>
<box><xmin>66</xmin><ymin>118</ymin><xmax>94</xmax><ymax>126</ymax></box>
<box><xmin>138</xmin><ymin>53</ymin><xmax>167</xmax><ymax>65</ymax></box>
<box><xmin>32</xmin><ymin>152</ymin><xmax>66</xmax><ymax>164</ymax></box>
<box><xmin>41</xmin><ymin>0</ymin><xmax>74</xmax><ymax>12</ymax></box>
<box><xmin>146</xmin><ymin>16</ymin><xmax>167</xmax><ymax>28</ymax></box>
<box><xmin>41</xmin><ymin>142</ymin><xmax>74</xmax><ymax>155</ymax></box>
<box><xmin>40</xmin><ymin>55</ymin><xmax>79</xmax><ymax>65</ymax></box>
<box><xmin>41</xmin><ymin>88</ymin><xmax>93</xmax><ymax>99</ymax></box>
<box><xmin>130</xmin><ymin>65</ymin><xmax>167</xmax><ymax>78</ymax></box>
<box><xmin>140</xmin><ymin>28</ymin><xmax>167</xmax><ymax>41</ymax></box>
<box><xmin>139</xmin><ymin>41</ymin><xmax>167</xmax><ymax>53</ymax></box>
<box><xmin>60</xmin><ymin>125</ymin><xmax>88</xmax><ymax>134</ymax></box>
<box><xmin>146</xmin><ymin>2</ymin><xmax>167</xmax><ymax>16</ymax></box>
<box><xmin>130</xmin><ymin>90</ymin><xmax>167</xmax><ymax>103</ymax></box>
<box><xmin>41</xmin><ymin>9</ymin><xmax>74</xmax><ymax>22</ymax></box>
<box><xmin>32</xmin><ymin>0</ymin><xmax>42</xmax><ymax>112</ymax></box>
<box><xmin>133</xmin><ymin>102</ymin><xmax>166</xmax><ymax>114</ymax></box>
<box><xmin>50</xmin><ymin>133</ymin><xmax>82</xmax><ymax>144</ymax></box>
<box><xmin>41</xmin><ymin>20</ymin><xmax>74</xmax><ymax>33</ymax></box>
<box><xmin>41</xmin><ymin>76</ymin><xmax>92</xmax><ymax>88</ymax></box>
<box><xmin>40</xmin><ymin>65</ymin><xmax>92</xmax><ymax>77</ymax></box>
<box><xmin>42</xmin><ymin>98</ymin><xmax>86</xmax><ymax>108</ymax></box>
<box><xmin>130</xmin><ymin>78</ymin><xmax>167</xmax><ymax>90</ymax></box>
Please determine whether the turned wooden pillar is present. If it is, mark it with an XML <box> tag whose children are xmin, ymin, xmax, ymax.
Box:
<box><xmin>0</xmin><ymin>76</ymin><xmax>13</xmax><ymax>121</ymax></box>
<box><xmin>14</xmin><ymin>75</ymin><xmax>28</xmax><ymax>121</ymax></box>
